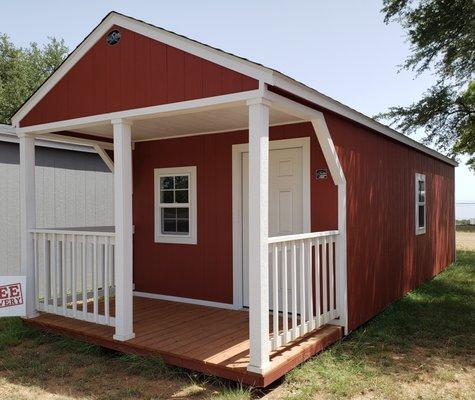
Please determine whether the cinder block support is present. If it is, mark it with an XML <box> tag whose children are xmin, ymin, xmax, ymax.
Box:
<box><xmin>246</xmin><ymin>98</ymin><xmax>271</xmax><ymax>374</ymax></box>
<box><xmin>19</xmin><ymin>135</ymin><xmax>38</xmax><ymax>318</ymax></box>
<box><xmin>112</xmin><ymin>118</ymin><xmax>135</xmax><ymax>341</ymax></box>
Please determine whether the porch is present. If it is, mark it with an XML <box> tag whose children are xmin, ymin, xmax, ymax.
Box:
<box><xmin>25</xmin><ymin>296</ymin><xmax>342</xmax><ymax>387</ymax></box>
<box><xmin>17</xmin><ymin>86</ymin><xmax>348</xmax><ymax>383</ymax></box>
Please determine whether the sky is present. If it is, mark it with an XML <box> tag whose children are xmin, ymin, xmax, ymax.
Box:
<box><xmin>2</xmin><ymin>0</ymin><xmax>474</xmax><ymax>212</ymax></box>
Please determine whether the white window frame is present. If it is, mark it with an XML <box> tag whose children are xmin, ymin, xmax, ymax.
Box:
<box><xmin>154</xmin><ymin>166</ymin><xmax>197</xmax><ymax>244</ymax></box>
<box><xmin>415</xmin><ymin>173</ymin><xmax>426</xmax><ymax>235</ymax></box>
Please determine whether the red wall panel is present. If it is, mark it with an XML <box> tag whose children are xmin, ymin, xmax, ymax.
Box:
<box><xmin>132</xmin><ymin>116</ymin><xmax>454</xmax><ymax>330</ymax></box>
<box><xmin>20</xmin><ymin>25</ymin><xmax>258</xmax><ymax>127</ymax></box>
<box><xmin>325</xmin><ymin>114</ymin><xmax>455</xmax><ymax>331</ymax></box>
<box><xmin>132</xmin><ymin>123</ymin><xmax>335</xmax><ymax>304</ymax></box>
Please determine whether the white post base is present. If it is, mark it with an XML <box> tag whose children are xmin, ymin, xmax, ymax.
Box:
<box><xmin>247</xmin><ymin>363</ymin><xmax>270</xmax><ymax>375</ymax></box>
<box><xmin>113</xmin><ymin>332</ymin><xmax>136</xmax><ymax>342</ymax></box>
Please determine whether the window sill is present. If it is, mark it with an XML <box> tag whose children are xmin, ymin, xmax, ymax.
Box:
<box><xmin>154</xmin><ymin>235</ymin><xmax>197</xmax><ymax>245</ymax></box>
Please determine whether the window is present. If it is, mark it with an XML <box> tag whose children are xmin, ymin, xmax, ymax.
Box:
<box><xmin>415</xmin><ymin>173</ymin><xmax>426</xmax><ymax>235</ymax></box>
<box><xmin>154</xmin><ymin>166</ymin><xmax>197</xmax><ymax>244</ymax></box>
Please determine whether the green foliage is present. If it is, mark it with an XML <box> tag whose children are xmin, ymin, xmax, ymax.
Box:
<box><xmin>0</xmin><ymin>33</ymin><xmax>68</xmax><ymax>124</ymax></box>
<box><xmin>377</xmin><ymin>0</ymin><xmax>475</xmax><ymax>168</ymax></box>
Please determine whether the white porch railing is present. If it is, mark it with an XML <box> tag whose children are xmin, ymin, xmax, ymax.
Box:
<box><xmin>268</xmin><ymin>230</ymin><xmax>339</xmax><ymax>350</ymax></box>
<box><xmin>31</xmin><ymin>228</ymin><xmax>116</xmax><ymax>327</ymax></box>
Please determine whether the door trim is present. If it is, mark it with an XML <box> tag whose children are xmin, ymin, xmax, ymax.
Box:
<box><xmin>231</xmin><ymin>137</ymin><xmax>311</xmax><ymax>308</ymax></box>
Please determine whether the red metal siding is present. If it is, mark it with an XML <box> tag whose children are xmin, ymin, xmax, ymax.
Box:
<box><xmin>132</xmin><ymin>123</ymin><xmax>335</xmax><ymax>303</ymax></box>
<box><xmin>325</xmin><ymin>113</ymin><xmax>455</xmax><ymax>331</ymax></box>
<box><xmin>20</xmin><ymin>25</ymin><xmax>258</xmax><ymax>127</ymax></box>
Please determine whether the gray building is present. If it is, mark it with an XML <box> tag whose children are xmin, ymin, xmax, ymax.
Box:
<box><xmin>0</xmin><ymin>124</ymin><xmax>113</xmax><ymax>275</ymax></box>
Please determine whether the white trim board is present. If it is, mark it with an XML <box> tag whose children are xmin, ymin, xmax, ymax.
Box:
<box><xmin>16</xmin><ymin>90</ymin><xmax>260</xmax><ymax>135</ymax></box>
<box><xmin>231</xmin><ymin>137</ymin><xmax>311</xmax><ymax>308</ymax></box>
<box><xmin>0</xmin><ymin>125</ymin><xmax>96</xmax><ymax>153</ymax></box>
<box><xmin>133</xmin><ymin>291</ymin><xmax>241</xmax><ymax>311</ymax></box>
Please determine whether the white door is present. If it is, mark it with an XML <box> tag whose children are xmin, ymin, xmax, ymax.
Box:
<box><xmin>242</xmin><ymin>147</ymin><xmax>304</xmax><ymax>307</ymax></box>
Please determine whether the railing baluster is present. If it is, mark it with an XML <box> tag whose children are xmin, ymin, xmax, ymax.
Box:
<box><xmin>33</xmin><ymin>233</ymin><xmax>39</xmax><ymax>310</ymax></box>
<box><xmin>43</xmin><ymin>233</ymin><xmax>50</xmax><ymax>312</ymax></box>
<box><xmin>322</xmin><ymin>237</ymin><xmax>328</xmax><ymax>322</ymax></box>
<box><xmin>306</xmin><ymin>239</ymin><xmax>314</xmax><ymax>331</ymax></box>
<box><xmin>82</xmin><ymin>235</ymin><xmax>87</xmax><ymax>320</ymax></box>
<box><xmin>51</xmin><ymin>234</ymin><xmax>57</xmax><ymax>311</ymax></box>
<box><xmin>299</xmin><ymin>240</ymin><xmax>307</xmax><ymax>336</ymax></box>
<box><xmin>291</xmin><ymin>241</ymin><xmax>297</xmax><ymax>340</ymax></box>
<box><xmin>329</xmin><ymin>236</ymin><xmax>335</xmax><ymax>318</ymax></box>
<box><xmin>314</xmin><ymin>238</ymin><xmax>321</xmax><ymax>328</ymax></box>
<box><xmin>61</xmin><ymin>234</ymin><xmax>67</xmax><ymax>316</ymax></box>
<box><xmin>282</xmin><ymin>243</ymin><xmax>288</xmax><ymax>345</ymax></box>
<box><xmin>72</xmin><ymin>235</ymin><xmax>77</xmax><ymax>318</ymax></box>
<box><xmin>104</xmin><ymin>237</ymin><xmax>110</xmax><ymax>325</ymax></box>
<box><xmin>272</xmin><ymin>244</ymin><xmax>279</xmax><ymax>350</ymax></box>
<box><xmin>93</xmin><ymin>235</ymin><xmax>98</xmax><ymax>323</ymax></box>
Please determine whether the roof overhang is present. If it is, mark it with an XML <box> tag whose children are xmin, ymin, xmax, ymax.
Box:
<box><xmin>0</xmin><ymin>124</ymin><xmax>95</xmax><ymax>153</ymax></box>
<box><xmin>11</xmin><ymin>11</ymin><xmax>457</xmax><ymax>167</ymax></box>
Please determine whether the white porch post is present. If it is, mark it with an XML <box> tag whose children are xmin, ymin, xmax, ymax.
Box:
<box><xmin>112</xmin><ymin>118</ymin><xmax>135</xmax><ymax>341</ymax></box>
<box><xmin>247</xmin><ymin>98</ymin><xmax>271</xmax><ymax>373</ymax></box>
<box><xmin>337</xmin><ymin>183</ymin><xmax>348</xmax><ymax>334</ymax></box>
<box><xmin>19</xmin><ymin>135</ymin><xmax>38</xmax><ymax>318</ymax></box>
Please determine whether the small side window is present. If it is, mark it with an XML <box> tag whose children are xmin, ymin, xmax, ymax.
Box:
<box><xmin>154</xmin><ymin>166</ymin><xmax>197</xmax><ymax>244</ymax></box>
<box><xmin>415</xmin><ymin>173</ymin><xmax>426</xmax><ymax>235</ymax></box>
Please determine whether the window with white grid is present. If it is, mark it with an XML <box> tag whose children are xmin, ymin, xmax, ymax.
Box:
<box><xmin>154</xmin><ymin>166</ymin><xmax>197</xmax><ymax>244</ymax></box>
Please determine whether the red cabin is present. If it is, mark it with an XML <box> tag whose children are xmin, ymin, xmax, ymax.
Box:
<box><xmin>13</xmin><ymin>12</ymin><xmax>455</xmax><ymax>386</ymax></box>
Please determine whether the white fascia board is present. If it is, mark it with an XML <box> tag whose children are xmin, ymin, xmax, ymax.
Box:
<box><xmin>272</xmin><ymin>73</ymin><xmax>458</xmax><ymax>167</ymax></box>
<box><xmin>11</xmin><ymin>12</ymin><xmax>271</xmax><ymax>127</ymax></box>
<box><xmin>16</xmin><ymin>90</ymin><xmax>259</xmax><ymax>135</ymax></box>
<box><xmin>1</xmin><ymin>126</ymin><xmax>95</xmax><ymax>153</ymax></box>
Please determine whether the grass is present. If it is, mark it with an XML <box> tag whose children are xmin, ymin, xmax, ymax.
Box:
<box><xmin>0</xmin><ymin>250</ymin><xmax>473</xmax><ymax>399</ymax></box>
<box><xmin>0</xmin><ymin>318</ymin><xmax>245</xmax><ymax>399</ymax></box>
<box><xmin>268</xmin><ymin>250</ymin><xmax>475</xmax><ymax>400</ymax></box>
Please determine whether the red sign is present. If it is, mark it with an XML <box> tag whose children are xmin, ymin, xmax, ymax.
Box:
<box><xmin>0</xmin><ymin>283</ymin><xmax>23</xmax><ymax>308</ymax></box>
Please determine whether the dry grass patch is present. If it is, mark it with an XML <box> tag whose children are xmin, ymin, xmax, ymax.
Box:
<box><xmin>456</xmin><ymin>231</ymin><xmax>475</xmax><ymax>251</ymax></box>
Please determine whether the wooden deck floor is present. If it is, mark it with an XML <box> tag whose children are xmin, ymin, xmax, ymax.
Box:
<box><xmin>25</xmin><ymin>297</ymin><xmax>342</xmax><ymax>387</ymax></box>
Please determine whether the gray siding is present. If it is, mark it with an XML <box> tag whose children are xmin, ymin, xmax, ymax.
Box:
<box><xmin>0</xmin><ymin>142</ymin><xmax>114</xmax><ymax>275</ymax></box>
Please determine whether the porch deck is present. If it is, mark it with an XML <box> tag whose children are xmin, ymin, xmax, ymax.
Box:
<box><xmin>25</xmin><ymin>296</ymin><xmax>342</xmax><ymax>387</ymax></box>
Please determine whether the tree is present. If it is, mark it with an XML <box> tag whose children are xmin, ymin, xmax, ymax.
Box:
<box><xmin>0</xmin><ymin>34</ymin><xmax>68</xmax><ymax>125</ymax></box>
<box><xmin>377</xmin><ymin>0</ymin><xmax>475</xmax><ymax>168</ymax></box>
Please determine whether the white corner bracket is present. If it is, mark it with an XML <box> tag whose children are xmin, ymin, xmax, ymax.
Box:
<box><xmin>93</xmin><ymin>144</ymin><xmax>114</xmax><ymax>173</ymax></box>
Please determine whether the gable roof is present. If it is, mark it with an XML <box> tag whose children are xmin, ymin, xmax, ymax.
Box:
<box><xmin>11</xmin><ymin>11</ymin><xmax>457</xmax><ymax>166</ymax></box>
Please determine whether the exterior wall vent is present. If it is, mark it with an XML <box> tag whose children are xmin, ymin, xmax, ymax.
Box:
<box><xmin>106</xmin><ymin>30</ymin><xmax>121</xmax><ymax>45</ymax></box>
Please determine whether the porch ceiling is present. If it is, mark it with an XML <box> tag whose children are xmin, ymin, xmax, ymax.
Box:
<box><xmin>72</xmin><ymin>105</ymin><xmax>301</xmax><ymax>141</ymax></box>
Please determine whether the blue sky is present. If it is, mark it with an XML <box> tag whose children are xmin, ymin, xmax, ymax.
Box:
<box><xmin>2</xmin><ymin>0</ymin><xmax>474</xmax><ymax>208</ymax></box>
